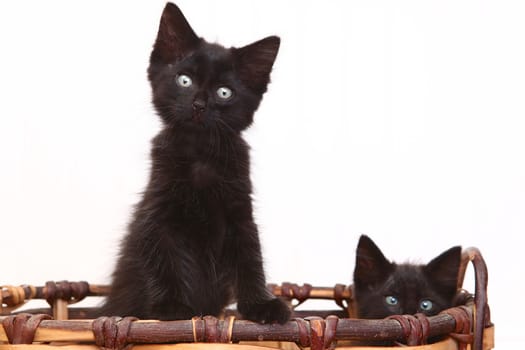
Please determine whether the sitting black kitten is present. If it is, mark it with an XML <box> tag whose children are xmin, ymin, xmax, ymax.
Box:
<box><xmin>353</xmin><ymin>235</ymin><xmax>461</xmax><ymax>319</ymax></box>
<box><xmin>100</xmin><ymin>3</ymin><xmax>290</xmax><ymax>324</ymax></box>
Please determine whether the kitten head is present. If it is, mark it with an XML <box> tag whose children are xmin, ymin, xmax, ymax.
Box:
<box><xmin>147</xmin><ymin>3</ymin><xmax>280</xmax><ymax>132</ymax></box>
<box><xmin>353</xmin><ymin>235</ymin><xmax>461</xmax><ymax>319</ymax></box>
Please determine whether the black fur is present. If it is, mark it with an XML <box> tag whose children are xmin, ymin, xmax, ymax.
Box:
<box><xmin>353</xmin><ymin>235</ymin><xmax>461</xmax><ymax>319</ymax></box>
<box><xmin>100</xmin><ymin>3</ymin><xmax>290</xmax><ymax>324</ymax></box>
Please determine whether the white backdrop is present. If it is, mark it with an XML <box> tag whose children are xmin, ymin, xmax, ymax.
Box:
<box><xmin>1</xmin><ymin>0</ymin><xmax>523</xmax><ymax>347</ymax></box>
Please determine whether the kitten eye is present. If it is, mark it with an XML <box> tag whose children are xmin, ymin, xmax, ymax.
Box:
<box><xmin>385</xmin><ymin>296</ymin><xmax>398</xmax><ymax>306</ymax></box>
<box><xmin>176</xmin><ymin>74</ymin><xmax>193</xmax><ymax>88</ymax></box>
<box><xmin>419</xmin><ymin>300</ymin><xmax>433</xmax><ymax>311</ymax></box>
<box><xmin>216</xmin><ymin>86</ymin><xmax>233</xmax><ymax>100</ymax></box>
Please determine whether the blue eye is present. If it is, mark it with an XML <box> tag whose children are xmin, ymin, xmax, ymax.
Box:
<box><xmin>385</xmin><ymin>296</ymin><xmax>398</xmax><ymax>306</ymax></box>
<box><xmin>420</xmin><ymin>300</ymin><xmax>433</xmax><ymax>311</ymax></box>
<box><xmin>216</xmin><ymin>86</ymin><xmax>233</xmax><ymax>100</ymax></box>
<box><xmin>176</xmin><ymin>74</ymin><xmax>192</xmax><ymax>88</ymax></box>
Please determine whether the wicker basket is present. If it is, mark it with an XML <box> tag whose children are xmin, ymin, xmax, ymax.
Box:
<box><xmin>1</xmin><ymin>247</ymin><xmax>493</xmax><ymax>350</ymax></box>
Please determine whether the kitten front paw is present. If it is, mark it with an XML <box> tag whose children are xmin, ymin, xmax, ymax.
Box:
<box><xmin>238</xmin><ymin>298</ymin><xmax>291</xmax><ymax>324</ymax></box>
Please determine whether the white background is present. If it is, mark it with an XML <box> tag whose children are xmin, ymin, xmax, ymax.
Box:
<box><xmin>1</xmin><ymin>0</ymin><xmax>523</xmax><ymax>347</ymax></box>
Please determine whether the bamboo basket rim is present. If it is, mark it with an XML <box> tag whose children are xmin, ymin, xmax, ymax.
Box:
<box><xmin>0</xmin><ymin>247</ymin><xmax>492</xmax><ymax>350</ymax></box>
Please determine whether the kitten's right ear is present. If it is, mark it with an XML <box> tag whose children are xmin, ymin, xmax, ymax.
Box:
<box><xmin>353</xmin><ymin>235</ymin><xmax>393</xmax><ymax>287</ymax></box>
<box><xmin>150</xmin><ymin>3</ymin><xmax>201</xmax><ymax>64</ymax></box>
<box><xmin>424</xmin><ymin>246</ymin><xmax>462</xmax><ymax>295</ymax></box>
<box><xmin>233</xmin><ymin>36</ymin><xmax>280</xmax><ymax>93</ymax></box>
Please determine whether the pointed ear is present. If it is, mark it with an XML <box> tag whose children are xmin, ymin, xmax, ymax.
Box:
<box><xmin>233</xmin><ymin>36</ymin><xmax>280</xmax><ymax>93</ymax></box>
<box><xmin>424</xmin><ymin>246</ymin><xmax>462</xmax><ymax>294</ymax></box>
<box><xmin>150</xmin><ymin>3</ymin><xmax>201</xmax><ymax>64</ymax></box>
<box><xmin>353</xmin><ymin>235</ymin><xmax>393</xmax><ymax>287</ymax></box>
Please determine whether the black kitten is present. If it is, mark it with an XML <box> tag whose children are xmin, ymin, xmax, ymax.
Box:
<box><xmin>100</xmin><ymin>3</ymin><xmax>290</xmax><ymax>324</ymax></box>
<box><xmin>353</xmin><ymin>235</ymin><xmax>461</xmax><ymax>319</ymax></box>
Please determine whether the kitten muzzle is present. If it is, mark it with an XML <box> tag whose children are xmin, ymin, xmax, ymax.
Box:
<box><xmin>192</xmin><ymin>98</ymin><xmax>206</xmax><ymax>123</ymax></box>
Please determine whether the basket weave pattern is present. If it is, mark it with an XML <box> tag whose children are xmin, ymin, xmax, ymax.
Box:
<box><xmin>0</xmin><ymin>248</ymin><xmax>493</xmax><ymax>350</ymax></box>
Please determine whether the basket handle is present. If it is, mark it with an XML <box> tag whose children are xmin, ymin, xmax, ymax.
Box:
<box><xmin>459</xmin><ymin>247</ymin><xmax>491</xmax><ymax>350</ymax></box>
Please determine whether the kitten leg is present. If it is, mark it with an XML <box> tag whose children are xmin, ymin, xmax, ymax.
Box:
<box><xmin>231</xmin><ymin>214</ymin><xmax>290</xmax><ymax>324</ymax></box>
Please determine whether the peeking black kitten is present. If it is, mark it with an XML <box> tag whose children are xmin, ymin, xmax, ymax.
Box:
<box><xmin>100</xmin><ymin>3</ymin><xmax>290</xmax><ymax>324</ymax></box>
<box><xmin>353</xmin><ymin>235</ymin><xmax>461</xmax><ymax>319</ymax></box>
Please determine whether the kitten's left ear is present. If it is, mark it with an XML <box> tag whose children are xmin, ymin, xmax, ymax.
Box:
<box><xmin>150</xmin><ymin>3</ymin><xmax>201</xmax><ymax>64</ymax></box>
<box><xmin>424</xmin><ymin>246</ymin><xmax>462</xmax><ymax>294</ymax></box>
<box><xmin>353</xmin><ymin>235</ymin><xmax>394</xmax><ymax>287</ymax></box>
<box><xmin>233</xmin><ymin>36</ymin><xmax>280</xmax><ymax>93</ymax></box>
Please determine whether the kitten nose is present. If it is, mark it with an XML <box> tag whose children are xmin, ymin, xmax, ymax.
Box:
<box><xmin>192</xmin><ymin>98</ymin><xmax>206</xmax><ymax>112</ymax></box>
